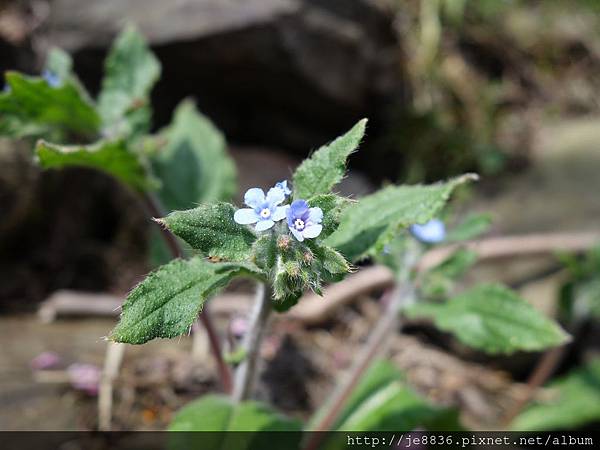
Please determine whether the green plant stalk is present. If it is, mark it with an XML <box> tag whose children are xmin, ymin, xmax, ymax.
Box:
<box><xmin>232</xmin><ymin>282</ymin><xmax>273</xmax><ymax>402</ymax></box>
<box><xmin>142</xmin><ymin>192</ymin><xmax>233</xmax><ymax>394</ymax></box>
<box><xmin>304</xmin><ymin>242</ymin><xmax>421</xmax><ymax>449</ymax></box>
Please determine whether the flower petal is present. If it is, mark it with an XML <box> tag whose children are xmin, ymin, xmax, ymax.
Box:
<box><xmin>409</xmin><ymin>219</ymin><xmax>446</xmax><ymax>244</ymax></box>
<box><xmin>302</xmin><ymin>224</ymin><xmax>322</xmax><ymax>239</ymax></box>
<box><xmin>308</xmin><ymin>207</ymin><xmax>323</xmax><ymax>224</ymax></box>
<box><xmin>255</xmin><ymin>219</ymin><xmax>275</xmax><ymax>231</ymax></box>
<box><xmin>275</xmin><ymin>180</ymin><xmax>291</xmax><ymax>196</ymax></box>
<box><xmin>272</xmin><ymin>205</ymin><xmax>287</xmax><ymax>222</ymax></box>
<box><xmin>290</xmin><ymin>199</ymin><xmax>309</xmax><ymax>217</ymax></box>
<box><xmin>266</xmin><ymin>186</ymin><xmax>285</xmax><ymax>206</ymax></box>
<box><xmin>234</xmin><ymin>208</ymin><xmax>259</xmax><ymax>224</ymax></box>
<box><xmin>290</xmin><ymin>227</ymin><xmax>304</xmax><ymax>241</ymax></box>
<box><xmin>244</xmin><ymin>188</ymin><xmax>266</xmax><ymax>209</ymax></box>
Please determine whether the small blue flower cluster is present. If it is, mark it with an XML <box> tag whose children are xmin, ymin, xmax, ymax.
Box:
<box><xmin>42</xmin><ymin>70</ymin><xmax>62</xmax><ymax>88</ymax></box>
<box><xmin>409</xmin><ymin>218</ymin><xmax>446</xmax><ymax>244</ymax></box>
<box><xmin>234</xmin><ymin>180</ymin><xmax>323</xmax><ymax>242</ymax></box>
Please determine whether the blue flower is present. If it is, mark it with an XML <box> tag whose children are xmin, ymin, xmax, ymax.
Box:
<box><xmin>2</xmin><ymin>84</ymin><xmax>10</xmax><ymax>93</ymax></box>
<box><xmin>275</xmin><ymin>180</ymin><xmax>291</xmax><ymax>197</ymax></box>
<box><xmin>286</xmin><ymin>199</ymin><xmax>323</xmax><ymax>242</ymax></box>
<box><xmin>42</xmin><ymin>69</ymin><xmax>61</xmax><ymax>88</ymax></box>
<box><xmin>410</xmin><ymin>219</ymin><xmax>446</xmax><ymax>244</ymax></box>
<box><xmin>234</xmin><ymin>186</ymin><xmax>287</xmax><ymax>231</ymax></box>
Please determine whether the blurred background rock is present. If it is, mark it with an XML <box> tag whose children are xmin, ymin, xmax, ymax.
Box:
<box><xmin>2</xmin><ymin>0</ymin><xmax>600</xmax><ymax>308</ymax></box>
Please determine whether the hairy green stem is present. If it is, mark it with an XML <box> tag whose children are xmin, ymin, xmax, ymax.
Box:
<box><xmin>233</xmin><ymin>282</ymin><xmax>273</xmax><ymax>402</ymax></box>
<box><xmin>142</xmin><ymin>192</ymin><xmax>233</xmax><ymax>393</ymax></box>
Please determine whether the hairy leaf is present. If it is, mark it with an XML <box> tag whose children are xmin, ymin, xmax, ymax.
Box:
<box><xmin>293</xmin><ymin>119</ymin><xmax>367</xmax><ymax>199</ymax></box>
<box><xmin>0</xmin><ymin>71</ymin><xmax>100</xmax><ymax>139</ymax></box>
<box><xmin>252</xmin><ymin>233</ymin><xmax>278</xmax><ymax>271</ymax></box>
<box><xmin>111</xmin><ymin>258</ymin><xmax>259</xmax><ymax>344</ymax></box>
<box><xmin>168</xmin><ymin>395</ymin><xmax>301</xmax><ymax>449</ymax></box>
<box><xmin>308</xmin><ymin>194</ymin><xmax>352</xmax><ymax>239</ymax></box>
<box><xmin>406</xmin><ymin>284</ymin><xmax>570</xmax><ymax>354</ymax></box>
<box><xmin>159</xmin><ymin>203</ymin><xmax>256</xmax><ymax>261</ymax></box>
<box><xmin>36</xmin><ymin>139</ymin><xmax>152</xmax><ymax>191</ymax></box>
<box><xmin>98</xmin><ymin>25</ymin><xmax>160</xmax><ymax>132</ymax></box>
<box><xmin>308</xmin><ymin>242</ymin><xmax>351</xmax><ymax>283</ymax></box>
<box><xmin>152</xmin><ymin>100</ymin><xmax>236</xmax><ymax>210</ymax></box>
<box><xmin>326</xmin><ymin>174</ymin><xmax>477</xmax><ymax>261</ymax></box>
<box><xmin>510</xmin><ymin>359</ymin><xmax>600</xmax><ymax>431</ymax></box>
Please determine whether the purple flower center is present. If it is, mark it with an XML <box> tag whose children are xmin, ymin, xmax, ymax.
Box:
<box><xmin>287</xmin><ymin>200</ymin><xmax>310</xmax><ymax>229</ymax></box>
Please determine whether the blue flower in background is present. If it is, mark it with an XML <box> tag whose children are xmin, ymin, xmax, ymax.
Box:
<box><xmin>286</xmin><ymin>199</ymin><xmax>323</xmax><ymax>242</ymax></box>
<box><xmin>275</xmin><ymin>180</ymin><xmax>291</xmax><ymax>197</ymax></box>
<box><xmin>410</xmin><ymin>219</ymin><xmax>446</xmax><ymax>244</ymax></box>
<box><xmin>2</xmin><ymin>84</ymin><xmax>10</xmax><ymax>93</ymax></box>
<box><xmin>234</xmin><ymin>185</ymin><xmax>287</xmax><ymax>231</ymax></box>
<box><xmin>42</xmin><ymin>69</ymin><xmax>62</xmax><ymax>88</ymax></box>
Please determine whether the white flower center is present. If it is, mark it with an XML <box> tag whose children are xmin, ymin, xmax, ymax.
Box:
<box><xmin>294</xmin><ymin>218</ymin><xmax>305</xmax><ymax>230</ymax></box>
<box><xmin>260</xmin><ymin>208</ymin><xmax>271</xmax><ymax>219</ymax></box>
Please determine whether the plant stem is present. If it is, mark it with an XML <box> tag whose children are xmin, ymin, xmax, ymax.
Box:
<box><xmin>142</xmin><ymin>192</ymin><xmax>233</xmax><ymax>393</ymax></box>
<box><xmin>304</xmin><ymin>244</ymin><xmax>420</xmax><ymax>450</ymax></box>
<box><xmin>502</xmin><ymin>346</ymin><xmax>566</xmax><ymax>426</ymax></box>
<box><xmin>233</xmin><ymin>282</ymin><xmax>272</xmax><ymax>402</ymax></box>
<box><xmin>98</xmin><ymin>342</ymin><xmax>125</xmax><ymax>431</ymax></box>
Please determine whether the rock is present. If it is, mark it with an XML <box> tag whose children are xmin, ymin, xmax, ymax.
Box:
<box><xmin>40</xmin><ymin>0</ymin><xmax>405</xmax><ymax>155</ymax></box>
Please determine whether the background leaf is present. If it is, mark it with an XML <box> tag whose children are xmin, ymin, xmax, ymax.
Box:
<box><xmin>325</xmin><ymin>174</ymin><xmax>476</xmax><ymax>261</ymax></box>
<box><xmin>152</xmin><ymin>100</ymin><xmax>237</xmax><ymax>210</ymax></box>
<box><xmin>292</xmin><ymin>119</ymin><xmax>366</xmax><ymax>199</ymax></box>
<box><xmin>314</xmin><ymin>360</ymin><xmax>460</xmax><ymax>450</ymax></box>
<box><xmin>406</xmin><ymin>284</ymin><xmax>570</xmax><ymax>354</ymax></box>
<box><xmin>35</xmin><ymin>139</ymin><xmax>152</xmax><ymax>191</ymax></box>
<box><xmin>111</xmin><ymin>258</ymin><xmax>257</xmax><ymax>344</ymax></box>
<box><xmin>419</xmin><ymin>248</ymin><xmax>478</xmax><ymax>299</ymax></box>
<box><xmin>159</xmin><ymin>203</ymin><xmax>256</xmax><ymax>261</ymax></box>
<box><xmin>510</xmin><ymin>359</ymin><xmax>600</xmax><ymax>431</ymax></box>
<box><xmin>446</xmin><ymin>212</ymin><xmax>492</xmax><ymax>242</ymax></box>
<box><xmin>168</xmin><ymin>395</ymin><xmax>302</xmax><ymax>450</ymax></box>
<box><xmin>0</xmin><ymin>71</ymin><xmax>100</xmax><ymax>140</ymax></box>
<box><xmin>97</xmin><ymin>24</ymin><xmax>160</xmax><ymax>133</ymax></box>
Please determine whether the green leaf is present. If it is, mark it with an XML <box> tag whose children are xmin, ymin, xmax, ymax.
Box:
<box><xmin>252</xmin><ymin>234</ymin><xmax>278</xmax><ymax>271</ymax></box>
<box><xmin>313</xmin><ymin>359</ymin><xmax>401</xmax><ymax>430</ymax></box>
<box><xmin>420</xmin><ymin>248</ymin><xmax>477</xmax><ymax>299</ymax></box>
<box><xmin>511</xmin><ymin>359</ymin><xmax>600</xmax><ymax>431</ymax></box>
<box><xmin>168</xmin><ymin>395</ymin><xmax>302</xmax><ymax>449</ymax></box>
<box><xmin>293</xmin><ymin>119</ymin><xmax>367</xmax><ymax>199</ymax></box>
<box><xmin>406</xmin><ymin>284</ymin><xmax>570</xmax><ymax>354</ymax></box>
<box><xmin>308</xmin><ymin>194</ymin><xmax>352</xmax><ymax>239</ymax></box>
<box><xmin>0</xmin><ymin>71</ymin><xmax>100</xmax><ymax>139</ymax></box>
<box><xmin>446</xmin><ymin>212</ymin><xmax>492</xmax><ymax>242</ymax></box>
<box><xmin>152</xmin><ymin>100</ymin><xmax>236</xmax><ymax>210</ymax></box>
<box><xmin>325</xmin><ymin>174</ymin><xmax>477</xmax><ymax>261</ymax></box>
<box><xmin>35</xmin><ymin>139</ymin><xmax>152</xmax><ymax>191</ymax></box>
<box><xmin>159</xmin><ymin>203</ymin><xmax>256</xmax><ymax>261</ymax></box>
<box><xmin>308</xmin><ymin>242</ymin><xmax>351</xmax><ymax>283</ymax></box>
<box><xmin>111</xmin><ymin>258</ymin><xmax>255</xmax><ymax>344</ymax></box>
<box><xmin>97</xmin><ymin>25</ymin><xmax>160</xmax><ymax>132</ymax></box>
<box><xmin>314</xmin><ymin>360</ymin><xmax>459</xmax><ymax>450</ymax></box>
